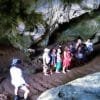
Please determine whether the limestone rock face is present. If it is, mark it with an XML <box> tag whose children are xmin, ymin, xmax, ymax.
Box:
<box><xmin>35</xmin><ymin>0</ymin><xmax>100</xmax><ymax>46</ymax></box>
<box><xmin>38</xmin><ymin>72</ymin><xmax>100</xmax><ymax>100</ymax></box>
<box><xmin>0</xmin><ymin>0</ymin><xmax>100</xmax><ymax>49</ymax></box>
<box><xmin>82</xmin><ymin>0</ymin><xmax>100</xmax><ymax>9</ymax></box>
<box><xmin>36</xmin><ymin>0</ymin><xmax>100</xmax><ymax>29</ymax></box>
<box><xmin>92</xmin><ymin>32</ymin><xmax>100</xmax><ymax>44</ymax></box>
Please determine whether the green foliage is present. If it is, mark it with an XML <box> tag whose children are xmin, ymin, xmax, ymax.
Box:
<box><xmin>7</xmin><ymin>31</ymin><xmax>32</xmax><ymax>50</ymax></box>
<box><xmin>0</xmin><ymin>0</ymin><xmax>44</xmax><ymax>34</ymax></box>
<box><xmin>25</xmin><ymin>11</ymin><xmax>44</xmax><ymax>30</ymax></box>
<box><xmin>0</xmin><ymin>0</ymin><xmax>45</xmax><ymax>49</ymax></box>
<box><xmin>0</xmin><ymin>36</ymin><xmax>10</xmax><ymax>45</ymax></box>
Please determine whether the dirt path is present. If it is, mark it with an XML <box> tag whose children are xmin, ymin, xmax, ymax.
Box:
<box><xmin>27</xmin><ymin>55</ymin><xmax>100</xmax><ymax>100</ymax></box>
<box><xmin>3</xmin><ymin>55</ymin><xmax>100</xmax><ymax>100</ymax></box>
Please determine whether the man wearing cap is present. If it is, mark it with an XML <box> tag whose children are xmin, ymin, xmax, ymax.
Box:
<box><xmin>10</xmin><ymin>58</ymin><xmax>30</xmax><ymax>100</ymax></box>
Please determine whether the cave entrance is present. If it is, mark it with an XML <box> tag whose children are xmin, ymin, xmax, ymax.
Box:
<box><xmin>48</xmin><ymin>32</ymin><xmax>58</xmax><ymax>45</ymax></box>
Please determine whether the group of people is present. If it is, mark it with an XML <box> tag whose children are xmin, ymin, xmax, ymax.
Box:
<box><xmin>42</xmin><ymin>38</ymin><xmax>94</xmax><ymax>75</ymax></box>
<box><xmin>9</xmin><ymin>38</ymin><xmax>93</xmax><ymax>100</ymax></box>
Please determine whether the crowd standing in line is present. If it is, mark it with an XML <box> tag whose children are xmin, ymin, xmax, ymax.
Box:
<box><xmin>42</xmin><ymin>38</ymin><xmax>94</xmax><ymax>75</ymax></box>
<box><xmin>9</xmin><ymin>38</ymin><xmax>94</xmax><ymax>99</ymax></box>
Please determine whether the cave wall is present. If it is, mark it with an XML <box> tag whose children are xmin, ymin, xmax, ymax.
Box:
<box><xmin>0</xmin><ymin>0</ymin><xmax>100</xmax><ymax>49</ymax></box>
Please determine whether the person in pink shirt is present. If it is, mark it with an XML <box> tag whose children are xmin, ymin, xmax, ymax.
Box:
<box><xmin>62</xmin><ymin>46</ymin><xmax>72</xmax><ymax>73</ymax></box>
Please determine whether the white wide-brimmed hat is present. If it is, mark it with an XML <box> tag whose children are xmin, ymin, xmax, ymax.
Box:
<box><xmin>44</xmin><ymin>48</ymin><xmax>50</xmax><ymax>52</ymax></box>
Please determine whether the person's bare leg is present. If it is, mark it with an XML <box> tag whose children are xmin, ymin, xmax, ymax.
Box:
<box><xmin>21</xmin><ymin>86</ymin><xmax>30</xmax><ymax>100</ymax></box>
<box><xmin>14</xmin><ymin>87</ymin><xmax>19</xmax><ymax>100</ymax></box>
<box><xmin>62</xmin><ymin>67</ymin><xmax>66</xmax><ymax>73</ymax></box>
<box><xmin>50</xmin><ymin>69</ymin><xmax>53</xmax><ymax>74</ymax></box>
<box><xmin>15</xmin><ymin>87</ymin><xmax>18</xmax><ymax>96</ymax></box>
<box><xmin>43</xmin><ymin>66</ymin><xmax>49</xmax><ymax>75</ymax></box>
<box><xmin>24</xmin><ymin>89</ymin><xmax>29</xmax><ymax>100</ymax></box>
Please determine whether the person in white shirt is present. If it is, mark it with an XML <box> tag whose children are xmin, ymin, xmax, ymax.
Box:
<box><xmin>42</xmin><ymin>48</ymin><xmax>50</xmax><ymax>75</ymax></box>
<box><xmin>85</xmin><ymin>39</ymin><xmax>94</xmax><ymax>52</ymax></box>
<box><xmin>10</xmin><ymin>58</ymin><xmax>30</xmax><ymax>100</ymax></box>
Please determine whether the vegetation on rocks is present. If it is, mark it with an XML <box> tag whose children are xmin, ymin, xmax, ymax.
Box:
<box><xmin>0</xmin><ymin>0</ymin><xmax>100</xmax><ymax>52</ymax></box>
<box><xmin>0</xmin><ymin>0</ymin><xmax>44</xmax><ymax>49</ymax></box>
<box><xmin>56</xmin><ymin>11</ymin><xmax>100</xmax><ymax>43</ymax></box>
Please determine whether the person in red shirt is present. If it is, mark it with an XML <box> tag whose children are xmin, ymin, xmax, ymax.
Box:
<box><xmin>62</xmin><ymin>46</ymin><xmax>72</xmax><ymax>73</ymax></box>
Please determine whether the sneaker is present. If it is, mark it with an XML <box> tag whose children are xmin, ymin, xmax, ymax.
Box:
<box><xmin>62</xmin><ymin>71</ymin><xmax>66</xmax><ymax>74</ymax></box>
<box><xmin>50</xmin><ymin>71</ymin><xmax>53</xmax><ymax>75</ymax></box>
<box><xmin>55</xmin><ymin>71</ymin><xmax>60</xmax><ymax>73</ymax></box>
<box><xmin>44</xmin><ymin>73</ymin><xmax>49</xmax><ymax>76</ymax></box>
<box><xmin>66</xmin><ymin>70</ymin><xmax>70</xmax><ymax>72</ymax></box>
